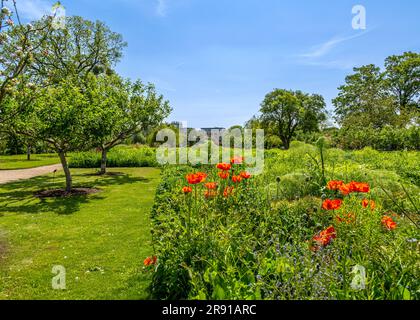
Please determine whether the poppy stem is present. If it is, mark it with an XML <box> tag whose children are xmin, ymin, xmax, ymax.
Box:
<box><xmin>187</xmin><ymin>194</ymin><xmax>192</xmax><ymax>241</ymax></box>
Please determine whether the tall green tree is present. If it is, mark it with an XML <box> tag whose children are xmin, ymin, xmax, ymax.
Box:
<box><xmin>259</xmin><ymin>89</ymin><xmax>326</xmax><ymax>149</ymax></box>
<box><xmin>15</xmin><ymin>78</ymin><xmax>94</xmax><ymax>192</ymax></box>
<box><xmin>333</xmin><ymin>53</ymin><xmax>420</xmax><ymax>129</ymax></box>
<box><xmin>295</xmin><ymin>91</ymin><xmax>327</xmax><ymax>132</ymax></box>
<box><xmin>4</xmin><ymin>14</ymin><xmax>127</xmax><ymax>186</ymax></box>
<box><xmin>332</xmin><ymin>64</ymin><xmax>398</xmax><ymax>129</ymax></box>
<box><xmin>85</xmin><ymin>74</ymin><xmax>171</xmax><ymax>174</ymax></box>
<box><xmin>384</xmin><ymin>52</ymin><xmax>420</xmax><ymax>125</ymax></box>
<box><xmin>384</xmin><ymin>51</ymin><xmax>420</xmax><ymax>114</ymax></box>
<box><xmin>27</xmin><ymin>15</ymin><xmax>126</xmax><ymax>88</ymax></box>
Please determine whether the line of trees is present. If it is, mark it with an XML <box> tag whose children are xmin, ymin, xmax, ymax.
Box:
<box><xmin>248</xmin><ymin>52</ymin><xmax>419</xmax><ymax>150</ymax></box>
<box><xmin>0</xmin><ymin>3</ymin><xmax>171</xmax><ymax>192</ymax></box>
<box><xmin>333</xmin><ymin>53</ymin><xmax>419</xmax><ymax>128</ymax></box>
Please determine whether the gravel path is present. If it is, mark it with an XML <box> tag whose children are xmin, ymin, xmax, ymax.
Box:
<box><xmin>0</xmin><ymin>164</ymin><xmax>62</xmax><ymax>185</ymax></box>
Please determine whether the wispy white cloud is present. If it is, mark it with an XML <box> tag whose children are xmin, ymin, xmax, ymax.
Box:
<box><xmin>300</xmin><ymin>32</ymin><xmax>368</xmax><ymax>59</ymax></box>
<box><xmin>295</xmin><ymin>30</ymin><xmax>375</xmax><ymax>70</ymax></box>
<box><xmin>156</xmin><ymin>0</ymin><xmax>168</xmax><ymax>17</ymax></box>
<box><xmin>14</xmin><ymin>0</ymin><xmax>54</xmax><ymax>21</ymax></box>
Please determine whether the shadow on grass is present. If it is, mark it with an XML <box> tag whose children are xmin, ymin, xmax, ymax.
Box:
<box><xmin>0</xmin><ymin>171</ymin><xmax>153</xmax><ymax>216</ymax></box>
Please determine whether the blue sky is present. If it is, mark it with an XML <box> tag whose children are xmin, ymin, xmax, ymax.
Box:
<box><xmin>17</xmin><ymin>0</ymin><xmax>420</xmax><ymax>128</ymax></box>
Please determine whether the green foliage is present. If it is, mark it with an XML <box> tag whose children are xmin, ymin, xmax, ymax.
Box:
<box><xmin>29</xmin><ymin>15</ymin><xmax>126</xmax><ymax>83</ymax></box>
<box><xmin>333</xmin><ymin>52</ymin><xmax>419</xmax><ymax>130</ymax></box>
<box><xmin>84</xmin><ymin>73</ymin><xmax>171</xmax><ymax>160</ymax></box>
<box><xmin>384</xmin><ymin>52</ymin><xmax>420</xmax><ymax>112</ymax></box>
<box><xmin>331</xmin><ymin>125</ymin><xmax>419</xmax><ymax>151</ymax></box>
<box><xmin>69</xmin><ymin>146</ymin><xmax>157</xmax><ymax>168</ymax></box>
<box><xmin>15</xmin><ymin>78</ymin><xmax>94</xmax><ymax>151</ymax></box>
<box><xmin>2</xmin><ymin>13</ymin><xmax>134</xmax><ymax>189</ymax></box>
<box><xmin>293</xmin><ymin>130</ymin><xmax>324</xmax><ymax>145</ymax></box>
<box><xmin>258</xmin><ymin>89</ymin><xmax>327</xmax><ymax>149</ymax></box>
<box><xmin>0</xmin><ymin>7</ymin><xmax>51</xmax><ymax>120</ymax></box>
<box><xmin>149</xmin><ymin>146</ymin><xmax>419</xmax><ymax>300</ymax></box>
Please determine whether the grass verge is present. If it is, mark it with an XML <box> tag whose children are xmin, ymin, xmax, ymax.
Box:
<box><xmin>0</xmin><ymin>167</ymin><xmax>160</xmax><ymax>300</ymax></box>
<box><xmin>0</xmin><ymin>154</ymin><xmax>60</xmax><ymax>170</ymax></box>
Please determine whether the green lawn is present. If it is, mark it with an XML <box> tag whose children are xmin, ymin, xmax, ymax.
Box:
<box><xmin>0</xmin><ymin>167</ymin><xmax>160</xmax><ymax>300</ymax></box>
<box><xmin>0</xmin><ymin>154</ymin><xmax>60</xmax><ymax>170</ymax></box>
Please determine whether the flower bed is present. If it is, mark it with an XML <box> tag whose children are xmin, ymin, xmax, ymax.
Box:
<box><xmin>147</xmin><ymin>155</ymin><xmax>420</xmax><ymax>300</ymax></box>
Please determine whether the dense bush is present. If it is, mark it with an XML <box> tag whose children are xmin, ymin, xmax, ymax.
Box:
<box><xmin>0</xmin><ymin>133</ymin><xmax>53</xmax><ymax>155</ymax></box>
<box><xmin>264</xmin><ymin>126</ymin><xmax>419</xmax><ymax>151</ymax></box>
<box><xmin>69</xmin><ymin>145</ymin><xmax>158</xmax><ymax>168</ymax></box>
<box><xmin>331</xmin><ymin>126</ymin><xmax>420</xmax><ymax>151</ymax></box>
<box><xmin>293</xmin><ymin>130</ymin><xmax>325</xmax><ymax>145</ymax></box>
<box><xmin>147</xmin><ymin>147</ymin><xmax>419</xmax><ymax>300</ymax></box>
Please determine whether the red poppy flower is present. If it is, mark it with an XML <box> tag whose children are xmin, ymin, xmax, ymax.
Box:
<box><xmin>339</xmin><ymin>183</ymin><xmax>351</xmax><ymax>195</ymax></box>
<box><xmin>321</xmin><ymin>226</ymin><xmax>336</xmax><ymax>238</ymax></box>
<box><xmin>381</xmin><ymin>216</ymin><xmax>397</xmax><ymax>230</ymax></box>
<box><xmin>339</xmin><ymin>181</ymin><xmax>370</xmax><ymax>195</ymax></box>
<box><xmin>322</xmin><ymin>199</ymin><xmax>342</xmax><ymax>210</ymax></box>
<box><xmin>204</xmin><ymin>190</ymin><xmax>217</xmax><ymax>199</ymax></box>
<box><xmin>358</xmin><ymin>183</ymin><xmax>370</xmax><ymax>193</ymax></box>
<box><xmin>217</xmin><ymin>163</ymin><xmax>231</xmax><ymax>171</ymax></box>
<box><xmin>362</xmin><ymin>199</ymin><xmax>375</xmax><ymax>210</ymax></box>
<box><xmin>204</xmin><ymin>182</ymin><xmax>217</xmax><ymax>190</ymax></box>
<box><xmin>240</xmin><ymin>171</ymin><xmax>251</xmax><ymax>179</ymax></box>
<box><xmin>312</xmin><ymin>226</ymin><xmax>336</xmax><ymax>249</ymax></box>
<box><xmin>182</xmin><ymin>186</ymin><xmax>192</xmax><ymax>194</ymax></box>
<box><xmin>144</xmin><ymin>256</ymin><xmax>158</xmax><ymax>266</ymax></box>
<box><xmin>327</xmin><ymin>180</ymin><xmax>344</xmax><ymax>191</ymax></box>
<box><xmin>347</xmin><ymin>181</ymin><xmax>358</xmax><ymax>192</ymax></box>
<box><xmin>223</xmin><ymin>186</ymin><xmax>234</xmax><ymax>198</ymax></box>
<box><xmin>186</xmin><ymin>172</ymin><xmax>207</xmax><ymax>184</ymax></box>
<box><xmin>348</xmin><ymin>181</ymin><xmax>370</xmax><ymax>193</ymax></box>
<box><xmin>230</xmin><ymin>156</ymin><xmax>244</xmax><ymax>164</ymax></box>
<box><xmin>232</xmin><ymin>175</ymin><xmax>242</xmax><ymax>183</ymax></box>
<box><xmin>335</xmin><ymin>213</ymin><xmax>356</xmax><ymax>224</ymax></box>
<box><xmin>218</xmin><ymin>171</ymin><xmax>230</xmax><ymax>180</ymax></box>
<box><xmin>144</xmin><ymin>256</ymin><xmax>152</xmax><ymax>266</ymax></box>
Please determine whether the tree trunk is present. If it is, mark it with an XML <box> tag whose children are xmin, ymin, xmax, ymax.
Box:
<box><xmin>58</xmin><ymin>151</ymin><xmax>72</xmax><ymax>192</ymax></box>
<box><xmin>280</xmin><ymin>136</ymin><xmax>290</xmax><ymax>150</ymax></box>
<box><xmin>100</xmin><ymin>148</ymin><xmax>108</xmax><ymax>175</ymax></box>
<box><xmin>26</xmin><ymin>145</ymin><xmax>31</xmax><ymax>161</ymax></box>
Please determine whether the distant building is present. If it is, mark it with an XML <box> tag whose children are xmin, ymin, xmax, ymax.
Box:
<box><xmin>200</xmin><ymin>128</ymin><xmax>225</xmax><ymax>145</ymax></box>
<box><xmin>200</xmin><ymin>127</ymin><xmax>225</xmax><ymax>136</ymax></box>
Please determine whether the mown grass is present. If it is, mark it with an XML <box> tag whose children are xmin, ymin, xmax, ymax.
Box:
<box><xmin>0</xmin><ymin>154</ymin><xmax>60</xmax><ymax>170</ymax></box>
<box><xmin>0</xmin><ymin>168</ymin><xmax>160</xmax><ymax>300</ymax></box>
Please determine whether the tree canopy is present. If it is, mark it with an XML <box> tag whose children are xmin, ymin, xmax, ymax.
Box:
<box><xmin>0</xmin><ymin>3</ymin><xmax>53</xmax><ymax>124</ymax></box>
<box><xmin>333</xmin><ymin>52</ymin><xmax>420</xmax><ymax>129</ymax></box>
<box><xmin>258</xmin><ymin>89</ymin><xmax>327</xmax><ymax>149</ymax></box>
<box><xmin>28</xmin><ymin>15</ymin><xmax>127</xmax><ymax>85</ymax></box>
<box><xmin>2</xmin><ymin>6</ymin><xmax>171</xmax><ymax>191</ymax></box>
<box><xmin>14</xmin><ymin>77</ymin><xmax>95</xmax><ymax>191</ymax></box>
<box><xmin>84</xmin><ymin>73</ymin><xmax>171</xmax><ymax>174</ymax></box>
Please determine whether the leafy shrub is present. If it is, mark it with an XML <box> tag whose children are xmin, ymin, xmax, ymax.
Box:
<box><xmin>69</xmin><ymin>145</ymin><xmax>158</xmax><ymax>168</ymax></box>
<box><xmin>332</xmin><ymin>126</ymin><xmax>420</xmax><ymax>151</ymax></box>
